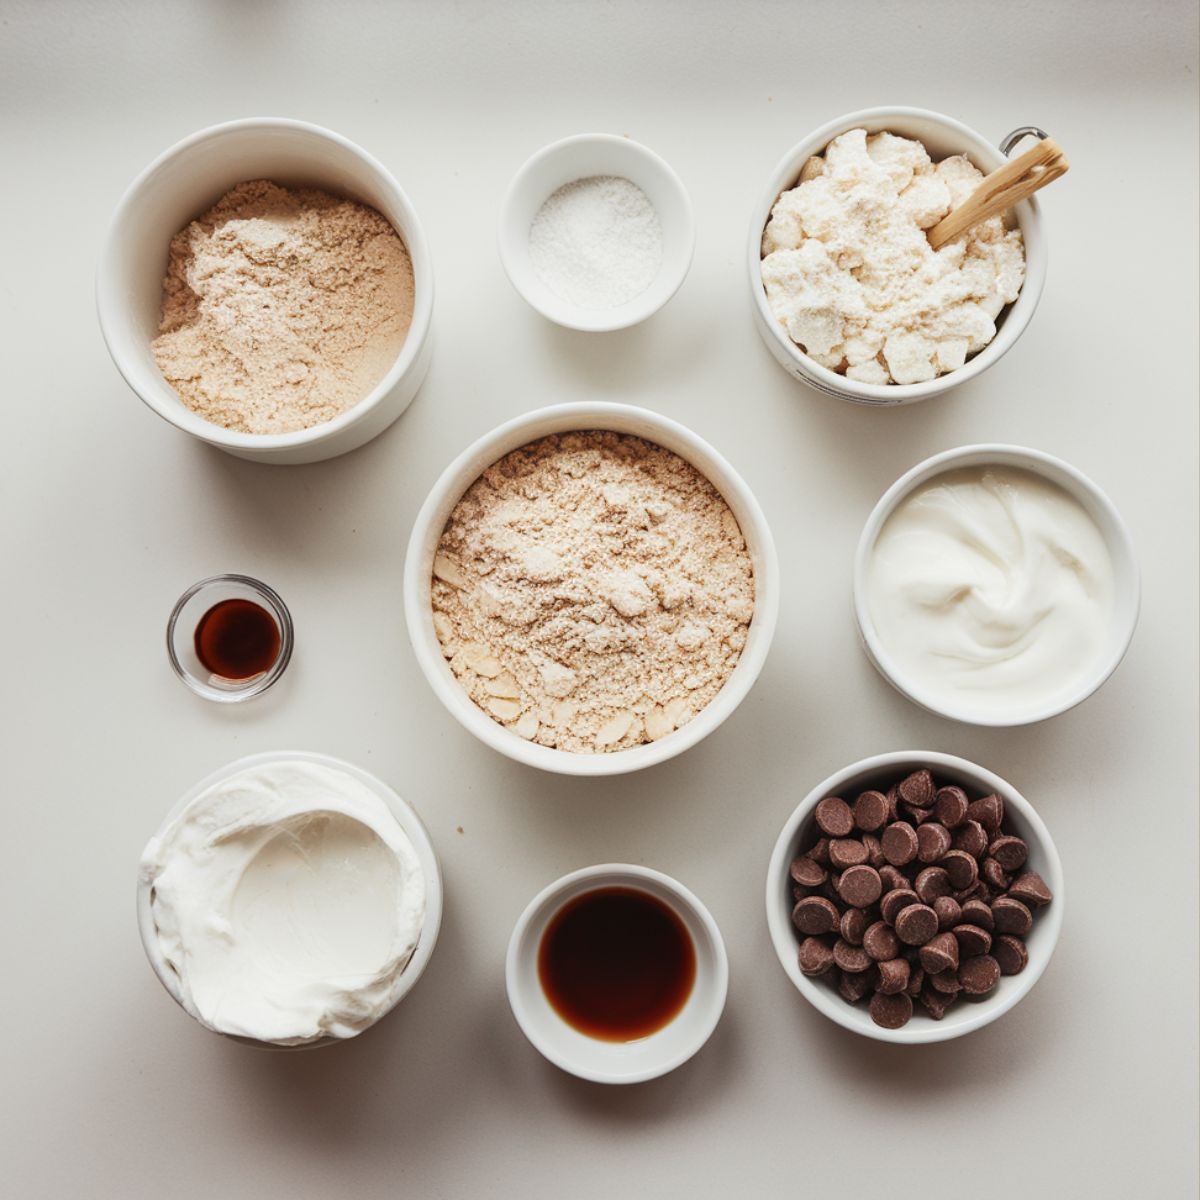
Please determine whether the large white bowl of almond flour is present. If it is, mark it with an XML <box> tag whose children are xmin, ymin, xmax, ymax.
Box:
<box><xmin>98</xmin><ymin>118</ymin><xmax>433</xmax><ymax>464</ymax></box>
<box><xmin>748</xmin><ymin>107</ymin><xmax>1048</xmax><ymax>405</ymax></box>
<box><xmin>403</xmin><ymin>403</ymin><xmax>779</xmax><ymax>776</ymax></box>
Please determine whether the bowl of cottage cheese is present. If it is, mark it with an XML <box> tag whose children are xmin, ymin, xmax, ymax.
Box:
<box><xmin>748</xmin><ymin>107</ymin><xmax>1048</xmax><ymax>404</ymax></box>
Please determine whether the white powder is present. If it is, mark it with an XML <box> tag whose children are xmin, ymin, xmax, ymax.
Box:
<box><xmin>529</xmin><ymin>176</ymin><xmax>663</xmax><ymax>309</ymax></box>
<box><xmin>760</xmin><ymin>129</ymin><xmax>1025</xmax><ymax>385</ymax></box>
<box><xmin>430</xmin><ymin>432</ymin><xmax>755</xmax><ymax>754</ymax></box>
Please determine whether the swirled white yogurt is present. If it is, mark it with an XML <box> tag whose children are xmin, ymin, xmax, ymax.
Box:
<box><xmin>140</xmin><ymin>760</ymin><xmax>425</xmax><ymax>1046</ymax></box>
<box><xmin>866</xmin><ymin>466</ymin><xmax>1114</xmax><ymax>717</ymax></box>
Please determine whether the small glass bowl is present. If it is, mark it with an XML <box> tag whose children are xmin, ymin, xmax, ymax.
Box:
<box><xmin>166</xmin><ymin>574</ymin><xmax>293</xmax><ymax>703</ymax></box>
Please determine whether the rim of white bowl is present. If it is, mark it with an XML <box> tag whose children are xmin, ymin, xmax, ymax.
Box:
<box><xmin>747</xmin><ymin>105</ymin><xmax>1048</xmax><ymax>404</ymax></box>
<box><xmin>498</xmin><ymin>132</ymin><xmax>695</xmax><ymax>332</ymax></box>
<box><xmin>402</xmin><ymin>402</ymin><xmax>780</xmax><ymax>775</ymax></box>
<box><xmin>97</xmin><ymin>116</ymin><xmax>434</xmax><ymax>451</ymax></box>
<box><xmin>136</xmin><ymin>750</ymin><xmax>443</xmax><ymax>1050</ymax></box>
<box><xmin>506</xmin><ymin>863</ymin><xmax>729</xmax><ymax>1083</ymax></box>
<box><xmin>852</xmin><ymin>444</ymin><xmax>1141</xmax><ymax>726</ymax></box>
<box><xmin>765</xmin><ymin>750</ymin><xmax>1065</xmax><ymax>1044</ymax></box>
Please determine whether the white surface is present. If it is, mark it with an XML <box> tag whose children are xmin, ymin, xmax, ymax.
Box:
<box><xmin>402</xmin><ymin>402</ymin><xmax>779</xmax><ymax>775</ymax></box>
<box><xmin>765</xmin><ymin>751</ymin><xmax>1065</xmax><ymax>1044</ymax></box>
<box><xmin>1</xmin><ymin>1</ymin><xmax>1196</xmax><ymax>1197</ymax></box>
<box><xmin>506</xmin><ymin>864</ymin><xmax>728</xmax><ymax>1083</ymax></box>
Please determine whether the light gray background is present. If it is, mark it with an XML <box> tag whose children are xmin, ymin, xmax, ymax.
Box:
<box><xmin>3</xmin><ymin>2</ymin><xmax>1197</xmax><ymax>1196</ymax></box>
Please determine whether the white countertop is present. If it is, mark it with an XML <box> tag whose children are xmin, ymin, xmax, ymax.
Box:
<box><xmin>3</xmin><ymin>2</ymin><xmax>1197</xmax><ymax>1196</ymax></box>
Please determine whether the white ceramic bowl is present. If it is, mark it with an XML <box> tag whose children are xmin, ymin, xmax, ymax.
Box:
<box><xmin>499</xmin><ymin>133</ymin><xmax>694</xmax><ymax>331</ymax></box>
<box><xmin>853</xmin><ymin>444</ymin><xmax>1140</xmax><ymax>725</ymax></box>
<box><xmin>136</xmin><ymin>751</ymin><xmax>443</xmax><ymax>1049</ymax></box>
<box><xmin>748</xmin><ymin>106</ymin><xmax>1049</xmax><ymax>404</ymax></box>
<box><xmin>402</xmin><ymin>402</ymin><xmax>779</xmax><ymax>775</ymax></box>
<box><xmin>506</xmin><ymin>864</ymin><xmax>729</xmax><ymax>1083</ymax></box>
<box><xmin>766</xmin><ymin>751</ymin><xmax>1064</xmax><ymax>1044</ymax></box>
<box><xmin>98</xmin><ymin>118</ymin><xmax>434</xmax><ymax>464</ymax></box>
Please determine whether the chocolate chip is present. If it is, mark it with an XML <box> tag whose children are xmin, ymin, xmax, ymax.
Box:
<box><xmin>809</xmin><ymin>837</ymin><xmax>831</xmax><ymax>866</ymax></box>
<box><xmin>789</xmin><ymin>855</ymin><xmax>827</xmax><ymax>887</ymax></box>
<box><xmin>960</xmin><ymin>898</ymin><xmax>994</xmax><ymax>930</ymax></box>
<box><xmin>792</xmin><ymin>895</ymin><xmax>839</xmax><ymax>935</ymax></box>
<box><xmin>863</xmin><ymin>921</ymin><xmax>901</xmax><ymax>961</ymax></box>
<box><xmin>919</xmin><ymin>987</ymin><xmax>957</xmax><ymax>1019</ymax></box>
<box><xmin>959</xmin><ymin>954</ymin><xmax>1001</xmax><ymax>996</ymax></box>
<box><xmin>940</xmin><ymin>849</ymin><xmax>979</xmax><ymax>890</ymax></box>
<box><xmin>833</xmin><ymin>939</ymin><xmax>873</xmax><ymax>973</ymax></box>
<box><xmin>869</xmin><ymin>990</ymin><xmax>914</xmax><ymax>1029</ymax></box>
<box><xmin>875</xmin><ymin>958</ymin><xmax>910</xmax><ymax>995</ymax></box>
<box><xmin>993</xmin><ymin>934</ymin><xmax>1029</xmax><ymax>976</ymax></box>
<box><xmin>903</xmin><ymin>805</ymin><xmax>935</xmax><ymax>826</ymax></box>
<box><xmin>952</xmin><ymin>819</ymin><xmax>989</xmax><ymax>859</ymax></box>
<box><xmin>906</xmin><ymin>964</ymin><xmax>925</xmax><ymax>997</ymax></box>
<box><xmin>933</xmin><ymin>896</ymin><xmax>962</xmax><ymax>929</ymax></box>
<box><xmin>881</xmin><ymin>821</ymin><xmax>919</xmax><ymax>866</ymax></box>
<box><xmin>929</xmin><ymin>968</ymin><xmax>963</xmax><ymax>995</ymax></box>
<box><xmin>884</xmin><ymin>785</ymin><xmax>901</xmax><ymax>822</ymax></box>
<box><xmin>839</xmin><ymin>906</ymin><xmax>869</xmax><ymax>945</ymax></box>
<box><xmin>862</xmin><ymin>833</ymin><xmax>885</xmax><ymax>869</ymax></box>
<box><xmin>880</xmin><ymin>888</ymin><xmax>921</xmax><ymax>925</ymax></box>
<box><xmin>815</xmin><ymin>796</ymin><xmax>855</xmax><ymax>838</ymax></box>
<box><xmin>988</xmin><ymin>835</ymin><xmax>1028</xmax><ymax>872</ymax></box>
<box><xmin>991</xmin><ymin>896</ymin><xmax>1033</xmax><ymax>936</ymax></box>
<box><xmin>894</xmin><ymin>903</ymin><xmax>939</xmax><ymax>946</ymax></box>
<box><xmin>838</xmin><ymin>968</ymin><xmax>874</xmax><ymax>1004</ymax></box>
<box><xmin>966</xmin><ymin>793</ymin><xmax>1004</xmax><ymax>836</ymax></box>
<box><xmin>914</xmin><ymin>866</ymin><xmax>952</xmax><ymax>904</ymax></box>
<box><xmin>853</xmin><ymin>789</ymin><xmax>889</xmax><ymax>832</ymax></box>
<box><xmin>918</xmin><ymin>931</ymin><xmax>960</xmax><ymax>975</ymax></box>
<box><xmin>829</xmin><ymin>838</ymin><xmax>869</xmax><ymax>869</ymax></box>
<box><xmin>898</xmin><ymin>769</ymin><xmax>935</xmax><ymax>808</ymax></box>
<box><xmin>798</xmin><ymin>937</ymin><xmax>834</xmax><ymax>976</ymax></box>
<box><xmin>917</xmin><ymin>822</ymin><xmax>952</xmax><ymax>863</ymax></box>
<box><xmin>838</xmin><ymin>865</ymin><xmax>883</xmax><ymax>908</ymax></box>
<box><xmin>981</xmin><ymin>857</ymin><xmax>1011</xmax><ymax>891</ymax></box>
<box><xmin>953</xmin><ymin>923</ymin><xmax>993</xmax><ymax>957</ymax></box>
<box><xmin>1008</xmin><ymin>872</ymin><xmax>1054</xmax><ymax>907</ymax></box>
<box><xmin>879</xmin><ymin>865</ymin><xmax>908</xmax><ymax>893</ymax></box>
<box><xmin>933</xmin><ymin>785</ymin><xmax>969</xmax><ymax>828</ymax></box>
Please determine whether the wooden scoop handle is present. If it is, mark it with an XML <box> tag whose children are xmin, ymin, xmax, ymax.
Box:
<box><xmin>927</xmin><ymin>136</ymin><xmax>1068</xmax><ymax>250</ymax></box>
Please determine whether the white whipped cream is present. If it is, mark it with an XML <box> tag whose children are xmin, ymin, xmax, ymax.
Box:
<box><xmin>866</xmin><ymin>466</ymin><xmax>1114</xmax><ymax>717</ymax></box>
<box><xmin>140</xmin><ymin>760</ymin><xmax>425</xmax><ymax>1046</ymax></box>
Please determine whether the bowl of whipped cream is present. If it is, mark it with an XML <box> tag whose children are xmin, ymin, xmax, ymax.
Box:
<box><xmin>137</xmin><ymin>752</ymin><xmax>442</xmax><ymax>1048</ymax></box>
<box><xmin>853</xmin><ymin>445</ymin><xmax>1140</xmax><ymax>725</ymax></box>
<box><xmin>748</xmin><ymin>106</ymin><xmax>1049</xmax><ymax>404</ymax></box>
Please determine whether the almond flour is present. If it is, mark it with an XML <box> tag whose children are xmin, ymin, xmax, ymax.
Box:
<box><xmin>152</xmin><ymin>180</ymin><xmax>414</xmax><ymax>435</ymax></box>
<box><xmin>431</xmin><ymin>431</ymin><xmax>755</xmax><ymax>754</ymax></box>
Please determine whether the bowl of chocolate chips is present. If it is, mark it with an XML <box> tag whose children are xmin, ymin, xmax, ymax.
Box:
<box><xmin>766</xmin><ymin>751</ymin><xmax>1063</xmax><ymax>1043</ymax></box>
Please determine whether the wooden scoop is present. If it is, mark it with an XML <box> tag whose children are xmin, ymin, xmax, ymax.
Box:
<box><xmin>927</xmin><ymin>136</ymin><xmax>1068</xmax><ymax>250</ymax></box>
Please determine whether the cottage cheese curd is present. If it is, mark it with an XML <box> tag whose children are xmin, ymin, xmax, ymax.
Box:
<box><xmin>761</xmin><ymin>128</ymin><xmax>1025</xmax><ymax>384</ymax></box>
<box><xmin>140</xmin><ymin>760</ymin><xmax>426</xmax><ymax>1045</ymax></box>
<box><xmin>866</xmin><ymin>466</ymin><xmax>1115</xmax><ymax>718</ymax></box>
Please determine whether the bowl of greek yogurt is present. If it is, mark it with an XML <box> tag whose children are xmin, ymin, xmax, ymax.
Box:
<box><xmin>853</xmin><ymin>445</ymin><xmax>1139</xmax><ymax>725</ymax></box>
<box><xmin>748</xmin><ymin>107</ymin><xmax>1049</xmax><ymax>404</ymax></box>
<box><xmin>137</xmin><ymin>751</ymin><xmax>442</xmax><ymax>1048</ymax></box>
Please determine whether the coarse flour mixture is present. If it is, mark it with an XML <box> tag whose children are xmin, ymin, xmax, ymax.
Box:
<box><xmin>152</xmin><ymin>180</ymin><xmax>414</xmax><ymax>434</ymax></box>
<box><xmin>431</xmin><ymin>432</ymin><xmax>755</xmax><ymax>753</ymax></box>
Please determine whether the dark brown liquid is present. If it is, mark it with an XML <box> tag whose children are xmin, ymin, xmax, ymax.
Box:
<box><xmin>538</xmin><ymin>887</ymin><xmax>696</xmax><ymax>1042</ymax></box>
<box><xmin>194</xmin><ymin>598</ymin><xmax>281</xmax><ymax>680</ymax></box>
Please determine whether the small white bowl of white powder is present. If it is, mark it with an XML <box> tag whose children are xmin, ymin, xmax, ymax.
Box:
<box><xmin>499</xmin><ymin>134</ymin><xmax>694</xmax><ymax>332</ymax></box>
